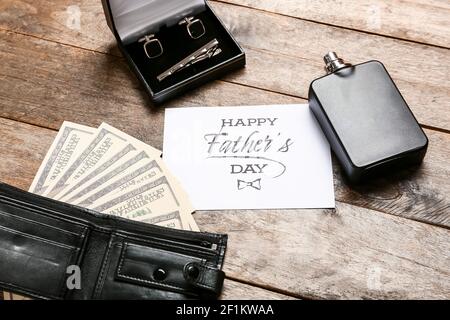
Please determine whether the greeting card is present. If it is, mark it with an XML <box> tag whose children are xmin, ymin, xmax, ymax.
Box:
<box><xmin>163</xmin><ymin>105</ymin><xmax>335</xmax><ymax>210</ymax></box>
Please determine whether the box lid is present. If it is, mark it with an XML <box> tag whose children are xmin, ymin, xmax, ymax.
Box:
<box><xmin>102</xmin><ymin>0</ymin><xmax>206</xmax><ymax>45</ymax></box>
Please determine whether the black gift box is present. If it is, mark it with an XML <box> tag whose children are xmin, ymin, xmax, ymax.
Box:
<box><xmin>102</xmin><ymin>0</ymin><xmax>246</xmax><ymax>104</ymax></box>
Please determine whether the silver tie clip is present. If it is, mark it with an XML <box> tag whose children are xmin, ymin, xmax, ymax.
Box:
<box><xmin>157</xmin><ymin>39</ymin><xmax>222</xmax><ymax>82</ymax></box>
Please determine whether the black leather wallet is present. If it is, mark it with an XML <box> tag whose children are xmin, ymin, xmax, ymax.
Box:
<box><xmin>0</xmin><ymin>183</ymin><xmax>227</xmax><ymax>300</ymax></box>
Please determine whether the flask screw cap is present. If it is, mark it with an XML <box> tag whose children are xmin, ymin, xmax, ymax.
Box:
<box><xmin>324</xmin><ymin>52</ymin><xmax>352</xmax><ymax>74</ymax></box>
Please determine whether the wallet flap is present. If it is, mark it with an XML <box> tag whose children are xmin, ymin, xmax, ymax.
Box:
<box><xmin>115</xmin><ymin>242</ymin><xmax>224</xmax><ymax>298</ymax></box>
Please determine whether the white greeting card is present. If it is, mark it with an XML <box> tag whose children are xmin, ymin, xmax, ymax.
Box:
<box><xmin>163</xmin><ymin>104</ymin><xmax>335</xmax><ymax>210</ymax></box>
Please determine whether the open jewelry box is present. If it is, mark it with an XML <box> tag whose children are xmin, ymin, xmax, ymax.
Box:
<box><xmin>102</xmin><ymin>0</ymin><xmax>246</xmax><ymax>104</ymax></box>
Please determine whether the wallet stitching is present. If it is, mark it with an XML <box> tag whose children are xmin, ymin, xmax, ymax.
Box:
<box><xmin>0</xmin><ymin>212</ymin><xmax>87</xmax><ymax>249</ymax></box>
<box><xmin>191</xmin><ymin>281</ymin><xmax>216</xmax><ymax>291</ymax></box>
<box><xmin>117</xmin><ymin>233</ymin><xmax>216</xmax><ymax>259</ymax></box>
<box><xmin>0</xmin><ymin>224</ymin><xmax>78</xmax><ymax>250</ymax></box>
<box><xmin>117</xmin><ymin>243</ymin><xmax>187</xmax><ymax>292</ymax></box>
<box><xmin>0</xmin><ymin>196</ymin><xmax>86</xmax><ymax>234</ymax></box>
<box><xmin>0</xmin><ymin>210</ymin><xmax>81</xmax><ymax>237</ymax></box>
<box><xmin>125</xmin><ymin>242</ymin><xmax>206</xmax><ymax>261</ymax></box>
<box><xmin>195</xmin><ymin>264</ymin><xmax>220</xmax><ymax>291</ymax></box>
<box><xmin>93</xmin><ymin>235</ymin><xmax>114</xmax><ymax>298</ymax></box>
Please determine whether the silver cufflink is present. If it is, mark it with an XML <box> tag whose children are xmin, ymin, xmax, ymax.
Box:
<box><xmin>179</xmin><ymin>16</ymin><xmax>206</xmax><ymax>39</ymax></box>
<box><xmin>138</xmin><ymin>34</ymin><xmax>163</xmax><ymax>59</ymax></box>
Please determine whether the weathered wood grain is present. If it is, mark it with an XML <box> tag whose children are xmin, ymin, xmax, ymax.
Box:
<box><xmin>0</xmin><ymin>30</ymin><xmax>449</xmax><ymax>228</ymax></box>
<box><xmin>0</xmin><ymin>1</ymin><xmax>449</xmax><ymax>130</ymax></box>
<box><xmin>1</xmin><ymin>293</ymin><xmax>30</xmax><ymax>300</ymax></box>
<box><xmin>0</xmin><ymin>0</ymin><xmax>118</xmax><ymax>53</ymax></box>
<box><xmin>220</xmin><ymin>0</ymin><xmax>450</xmax><ymax>48</ymax></box>
<box><xmin>199</xmin><ymin>205</ymin><xmax>450</xmax><ymax>299</ymax></box>
<box><xmin>0</xmin><ymin>30</ymin><xmax>301</xmax><ymax>148</ymax></box>
<box><xmin>0</xmin><ymin>118</ymin><xmax>448</xmax><ymax>299</ymax></box>
<box><xmin>221</xmin><ymin>280</ymin><xmax>297</xmax><ymax>300</ymax></box>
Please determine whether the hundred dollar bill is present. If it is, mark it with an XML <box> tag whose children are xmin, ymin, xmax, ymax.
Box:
<box><xmin>125</xmin><ymin>206</ymin><xmax>199</xmax><ymax>231</ymax></box>
<box><xmin>29</xmin><ymin>122</ymin><xmax>96</xmax><ymax>195</ymax></box>
<box><xmin>124</xmin><ymin>196</ymin><xmax>199</xmax><ymax>231</ymax></box>
<box><xmin>131</xmin><ymin>210</ymin><xmax>188</xmax><ymax>230</ymax></box>
<box><xmin>91</xmin><ymin>175</ymin><xmax>193</xmax><ymax>224</ymax></box>
<box><xmin>84</xmin><ymin>158</ymin><xmax>195</xmax><ymax>214</ymax></box>
<box><xmin>44</xmin><ymin>125</ymin><xmax>127</xmax><ymax>198</ymax></box>
<box><xmin>56</xmin><ymin>123</ymin><xmax>162</xmax><ymax>201</ymax></box>
<box><xmin>72</xmin><ymin>156</ymin><xmax>199</xmax><ymax>230</ymax></box>
<box><xmin>57</xmin><ymin>142</ymin><xmax>138</xmax><ymax>201</ymax></box>
<box><xmin>59</xmin><ymin>121</ymin><xmax>164</xmax><ymax>204</ymax></box>
<box><xmin>73</xmin><ymin>158</ymin><xmax>163</xmax><ymax>207</ymax></box>
<box><xmin>47</xmin><ymin>123</ymin><xmax>161</xmax><ymax>199</ymax></box>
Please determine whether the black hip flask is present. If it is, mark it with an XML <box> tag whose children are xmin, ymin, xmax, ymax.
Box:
<box><xmin>309</xmin><ymin>52</ymin><xmax>428</xmax><ymax>183</ymax></box>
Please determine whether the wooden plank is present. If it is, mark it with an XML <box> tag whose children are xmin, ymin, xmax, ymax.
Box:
<box><xmin>221</xmin><ymin>280</ymin><xmax>297</xmax><ymax>300</ymax></box>
<box><xmin>0</xmin><ymin>30</ymin><xmax>449</xmax><ymax>228</ymax></box>
<box><xmin>1</xmin><ymin>293</ymin><xmax>30</xmax><ymax>300</ymax></box>
<box><xmin>0</xmin><ymin>30</ymin><xmax>301</xmax><ymax>148</ymax></box>
<box><xmin>0</xmin><ymin>1</ymin><xmax>449</xmax><ymax>130</ymax></box>
<box><xmin>198</xmin><ymin>204</ymin><xmax>450</xmax><ymax>299</ymax></box>
<box><xmin>220</xmin><ymin>0</ymin><xmax>450</xmax><ymax>48</ymax></box>
<box><xmin>0</xmin><ymin>118</ymin><xmax>449</xmax><ymax>299</ymax></box>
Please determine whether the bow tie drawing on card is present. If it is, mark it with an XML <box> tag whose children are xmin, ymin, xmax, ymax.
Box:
<box><xmin>203</xmin><ymin>117</ymin><xmax>294</xmax><ymax>191</ymax></box>
<box><xmin>237</xmin><ymin>179</ymin><xmax>261</xmax><ymax>191</ymax></box>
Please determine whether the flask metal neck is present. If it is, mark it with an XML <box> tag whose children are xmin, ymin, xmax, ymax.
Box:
<box><xmin>324</xmin><ymin>52</ymin><xmax>352</xmax><ymax>74</ymax></box>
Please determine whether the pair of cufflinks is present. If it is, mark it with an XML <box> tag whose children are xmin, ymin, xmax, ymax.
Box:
<box><xmin>139</xmin><ymin>16</ymin><xmax>206</xmax><ymax>59</ymax></box>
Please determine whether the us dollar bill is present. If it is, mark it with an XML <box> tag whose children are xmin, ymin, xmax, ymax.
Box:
<box><xmin>29</xmin><ymin>122</ymin><xmax>198</xmax><ymax>234</ymax></box>
<box><xmin>57</xmin><ymin>142</ymin><xmax>137</xmax><ymax>201</ymax></box>
<box><xmin>60</xmin><ymin>126</ymin><xmax>164</xmax><ymax>205</ymax></box>
<box><xmin>144</xmin><ymin>211</ymin><xmax>199</xmax><ymax>231</ymax></box>
<box><xmin>72</xmin><ymin>156</ymin><xmax>200</xmax><ymax>231</ymax></box>
<box><xmin>74</xmin><ymin>158</ymin><xmax>162</xmax><ymax>207</ymax></box>
<box><xmin>64</xmin><ymin>151</ymin><xmax>156</xmax><ymax>205</ymax></box>
<box><xmin>122</xmin><ymin>188</ymin><xmax>199</xmax><ymax>232</ymax></box>
<box><xmin>131</xmin><ymin>211</ymin><xmax>187</xmax><ymax>230</ymax></box>
<box><xmin>29</xmin><ymin>122</ymin><xmax>96</xmax><ymax>195</ymax></box>
<box><xmin>91</xmin><ymin>175</ymin><xmax>192</xmax><ymax>224</ymax></box>
<box><xmin>44</xmin><ymin>125</ymin><xmax>127</xmax><ymax>198</ymax></box>
<box><xmin>47</xmin><ymin>123</ymin><xmax>161</xmax><ymax>199</ymax></box>
<box><xmin>90</xmin><ymin>175</ymin><xmax>185</xmax><ymax>214</ymax></box>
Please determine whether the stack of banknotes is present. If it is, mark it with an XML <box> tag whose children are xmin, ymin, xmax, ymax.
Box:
<box><xmin>29</xmin><ymin>121</ymin><xmax>198</xmax><ymax>231</ymax></box>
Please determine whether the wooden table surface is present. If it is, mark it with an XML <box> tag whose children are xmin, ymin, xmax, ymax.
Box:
<box><xmin>0</xmin><ymin>0</ymin><xmax>449</xmax><ymax>300</ymax></box>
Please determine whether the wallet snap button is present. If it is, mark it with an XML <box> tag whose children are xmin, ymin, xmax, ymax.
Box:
<box><xmin>186</xmin><ymin>264</ymin><xmax>200</xmax><ymax>280</ymax></box>
<box><xmin>153</xmin><ymin>268</ymin><xmax>167</xmax><ymax>281</ymax></box>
